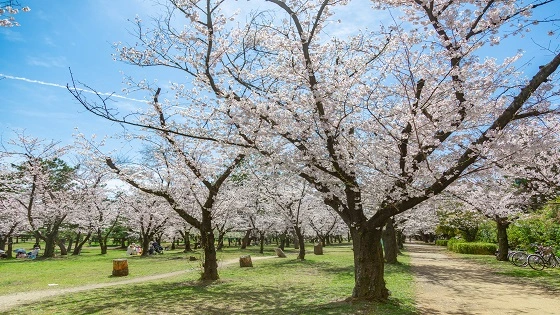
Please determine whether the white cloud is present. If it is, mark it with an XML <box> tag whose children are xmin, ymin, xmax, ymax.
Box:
<box><xmin>26</xmin><ymin>55</ymin><xmax>68</xmax><ymax>68</ymax></box>
<box><xmin>0</xmin><ymin>28</ymin><xmax>25</xmax><ymax>42</ymax></box>
<box><xmin>0</xmin><ymin>73</ymin><xmax>149</xmax><ymax>104</ymax></box>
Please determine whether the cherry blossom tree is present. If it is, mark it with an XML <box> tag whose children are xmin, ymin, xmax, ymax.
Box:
<box><xmin>73</xmin><ymin>161</ymin><xmax>123</xmax><ymax>255</ymax></box>
<box><xmin>102</xmin><ymin>139</ymin><xmax>244</xmax><ymax>278</ymax></box>
<box><xmin>71</xmin><ymin>0</ymin><xmax>560</xmax><ymax>301</ymax></box>
<box><xmin>250</xmin><ymin>168</ymin><xmax>316</xmax><ymax>259</ymax></box>
<box><xmin>0</xmin><ymin>1</ymin><xmax>29</xmax><ymax>27</ymax></box>
<box><xmin>119</xmin><ymin>190</ymin><xmax>173</xmax><ymax>256</ymax></box>
<box><xmin>226</xmin><ymin>0</ymin><xmax>560</xmax><ymax>299</ymax></box>
<box><xmin>0</xmin><ymin>169</ymin><xmax>29</xmax><ymax>258</ymax></box>
<box><xmin>2</xmin><ymin>134</ymin><xmax>78</xmax><ymax>258</ymax></box>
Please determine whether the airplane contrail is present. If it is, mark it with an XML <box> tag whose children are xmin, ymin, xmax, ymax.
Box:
<box><xmin>0</xmin><ymin>73</ymin><xmax>149</xmax><ymax>103</ymax></box>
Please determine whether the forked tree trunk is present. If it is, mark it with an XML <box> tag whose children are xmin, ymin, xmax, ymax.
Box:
<box><xmin>496</xmin><ymin>219</ymin><xmax>510</xmax><ymax>261</ymax></box>
<box><xmin>350</xmin><ymin>226</ymin><xmax>389</xmax><ymax>301</ymax></box>
<box><xmin>382</xmin><ymin>217</ymin><xmax>398</xmax><ymax>264</ymax></box>
<box><xmin>73</xmin><ymin>231</ymin><xmax>92</xmax><ymax>255</ymax></box>
<box><xmin>42</xmin><ymin>233</ymin><xmax>57</xmax><ymax>258</ymax></box>
<box><xmin>99</xmin><ymin>233</ymin><xmax>109</xmax><ymax>255</ymax></box>
<box><xmin>66</xmin><ymin>236</ymin><xmax>74</xmax><ymax>253</ymax></box>
<box><xmin>57</xmin><ymin>238</ymin><xmax>68</xmax><ymax>256</ymax></box>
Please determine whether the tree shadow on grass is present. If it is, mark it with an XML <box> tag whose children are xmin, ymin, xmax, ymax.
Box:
<box><xmin>28</xmin><ymin>279</ymin><xmax>415</xmax><ymax>315</ymax></box>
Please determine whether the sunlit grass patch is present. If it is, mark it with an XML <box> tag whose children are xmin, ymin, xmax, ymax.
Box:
<box><xmin>5</xmin><ymin>244</ymin><xmax>416</xmax><ymax>314</ymax></box>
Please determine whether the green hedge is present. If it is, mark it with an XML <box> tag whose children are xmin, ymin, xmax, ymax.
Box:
<box><xmin>435</xmin><ymin>240</ymin><xmax>448</xmax><ymax>246</ymax></box>
<box><xmin>446</xmin><ymin>238</ymin><xmax>464</xmax><ymax>252</ymax></box>
<box><xmin>449</xmin><ymin>242</ymin><xmax>497</xmax><ymax>255</ymax></box>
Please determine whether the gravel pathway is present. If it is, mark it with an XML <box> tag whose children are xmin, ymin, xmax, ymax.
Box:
<box><xmin>408</xmin><ymin>242</ymin><xmax>560</xmax><ymax>315</ymax></box>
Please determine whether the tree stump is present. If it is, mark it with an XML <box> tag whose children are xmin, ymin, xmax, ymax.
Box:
<box><xmin>314</xmin><ymin>243</ymin><xmax>323</xmax><ymax>255</ymax></box>
<box><xmin>239</xmin><ymin>255</ymin><xmax>253</xmax><ymax>267</ymax></box>
<box><xmin>274</xmin><ymin>248</ymin><xmax>287</xmax><ymax>258</ymax></box>
<box><xmin>112</xmin><ymin>259</ymin><xmax>129</xmax><ymax>276</ymax></box>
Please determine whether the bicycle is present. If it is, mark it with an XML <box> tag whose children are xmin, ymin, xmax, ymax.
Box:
<box><xmin>527</xmin><ymin>245</ymin><xmax>560</xmax><ymax>271</ymax></box>
<box><xmin>511</xmin><ymin>251</ymin><xmax>529</xmax><ymax>267</ymax></box>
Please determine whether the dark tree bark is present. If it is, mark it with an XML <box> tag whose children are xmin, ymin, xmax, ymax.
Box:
<box><xmin>294</xmin><ymin>225</ymin><xmax>306</xmax><ymax>260</ymax></box>
<box><xmin>217</xmin><ymin>231</ymin><xmax>226</xmax><ymax>250</ymax></box>
<box><xmin>6</xmin><ymin>237</ymin><xmax>14</xmax><ymax>258</ymax></box>
<box><xmin>181</xmin><ymin>231</ymin><xmax>192</xmax><ymax>252</ymax></box>
<box><xmin>200</xmin><ymin>213</ymin><xmax>218</xmax><ymax>280</ymax></box>
<box><xmin>496</xmin><ymin>218</ymin><xmax>511</xmax><ymax>261</ymax></box>
<box><xmin>259</xmin><ymin>232</ymin><xmax>265</xmax><ymax>254</ymax></box>
<box><xmin>396</xmin><ymin>230</ymin><xmax>405</xmax><ymax>250</ymax></box>
<box><xmin>57</xmin><ymin>238</ymin><xmax>68</xmax><ymax>256</ymax></box>
<box><xmin>241</xmin><ymin>229</ymin><xmax>251</xmax><ymax>249</ymax></box>
<box><xmin>350</xmin><ymin>227</ymin><xmax>389</xmax><ymax>300</ymax></box>
<box><xmin>382</xmin><ymin>217</ymin><xmax>398</xmax><ymax>264</ymax></box>
<box><xmin>42</xmin><ymin>232</ymin><xmax>58</xmax><ymax>258</ymax></box>
<box><xmin>73</xmin><ymin>231</ymin><xmax>92</xmax><ymax>255</ymax></box>
<box><xmin>279</xmin><ymin>232</ymin><xmax>286</xmax><ymax>250</ymax></box>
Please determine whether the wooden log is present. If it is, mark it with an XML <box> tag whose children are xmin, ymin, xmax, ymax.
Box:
<box><xmin>274</xmin><ymin>248</ymin><xmax>287</xmax><ymax>258</ymax></box>
<box><xmin>314</xmin><ymin>243</ymin><xmax>323</xmax><ymax>255</ymax></box>
<box><xmin>239</xmin><ymin>255</ymin><xmax>253</xmax><ymax>267</ymax></box>
<box><xmin>112</xmin><ymin>259</ymin><xmax>129</xmax><ymax>276</ymax></box>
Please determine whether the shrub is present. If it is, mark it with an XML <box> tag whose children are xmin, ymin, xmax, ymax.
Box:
<box><xmin>435</xmin><ymin>240</ymin><xmax>448</xmax><ymax>246</ymax></box>
<box><xmin>450</xmin><ymin>242</ymin><xmax>497</xmax><ymax>255</ymax></box>
<box><xmin>476</xmin><ymin>220</ymin><xmax>497</xmax><ymax>243</ymax></box>
<box><xmin>446</xmin><ymin>238</ymin><xmax>464</xmax><ymax>252</ymax></box>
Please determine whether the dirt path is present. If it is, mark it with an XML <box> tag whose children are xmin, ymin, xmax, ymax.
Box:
<box><xmin>408</xmin><ymin>242</ymin><xmax>560</xmax><ymax>315</ymax></box>
<box><xmin>0</xmin><ymin>256</ymin><xmax>274</xmax><ymax>313</ymax></box>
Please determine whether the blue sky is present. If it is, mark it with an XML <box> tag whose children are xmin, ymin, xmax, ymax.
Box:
<box><xmin>1</xmin><ymin>0</ymin><xmax>558</xmax><ymax>155</ymax></box>
<box><xmin>0</xmin><ymin>1</ymin><xmax>164</xmax><ymax>152</ymax></box>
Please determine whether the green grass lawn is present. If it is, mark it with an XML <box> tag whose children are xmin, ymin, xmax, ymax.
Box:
<box><xmin>1</xmin><ymin>244</ymin><xmax>416</xmax><ymax>314</ymax></box>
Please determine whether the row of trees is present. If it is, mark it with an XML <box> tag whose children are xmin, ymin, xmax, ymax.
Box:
<box><xmin>407</xmin><ymin>196</ymin><xmax>560</xmax><ymax>251</ymax></box>
<box><xmin>0</xmin><ymin>135</ymin><xmax>349</xmax><ymax>260</ymax></box>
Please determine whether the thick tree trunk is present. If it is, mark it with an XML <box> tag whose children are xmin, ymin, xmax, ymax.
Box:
<box><xmin>184</xmin><ymin>232</ymin><xmax>192</xmax><ymax>252</ymax></box>
<box><xmin>66</xmin><ymin>236</ymin><xmax>74</xmax><ymax>253</ymax></box>
<box><xmin>217</xmin><ymin>231</ymin><xmax>225</xmax><ymax>251</ymax></box>
<box><xmin>350</xmin><ymin>227</ymin><xmax>389</xmax><ymax>301</ymax></box>
<box><xmin>57</xmin><ymin>238</ymin><xmax>68</xmax><ymax>256</ymax></box>
<box><xmin>259</xmin><ymin>232</ymin><xmax>265</xmax><ymax>254</ymax></box>
<box><xmin>294</xmin><ymin>226</ymin><xmax>306</xmax><ymax>260</ymax></box>
<box><xmin>279</xmin><ymin>232</ymin><xmax>286</xmax><ymax>250</ymax></box>
<box><xmin>382</xmin><ymin>217</ymin><xmax>398</xmax><ymax>264</ymax></box>
<box><xmin>42</xmin><ymin>233</ymin><xmax>57</xmax><ymax>258</ymax></box>
<box><xmin>241</xmin><ymin>229</ymin><xmax>251</xmax><ymax>249</ymax></box>
<box><xmin>99</xmin><ymin>237</ymin><xmax>108</xmax><ymax>255</ymax></box>
<box><xmin>7</xmin><ymin>237</ymin><xmax>14</xmax><ymax>258</ymax></box>
<box><xmin>200</xmin><ymin>223</ymin><xmax>218</xmax><ymax>280</ymax></box>
<box><xmin>396</xmin><ymin>230</ymin><xmax>405</xmax><ymax>250</ymax></box>
<box><xmin>496</xmin><ymin>219</ymin><xmax>510</xmax><ymax>261</ymax></box>
<box><xmin>141</xmin><ymin>235</ymin><xmax>151</xmax><ymax>256</ymax></box>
